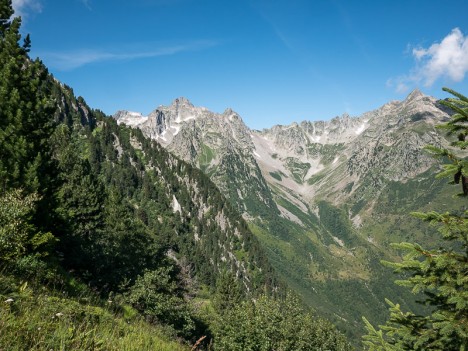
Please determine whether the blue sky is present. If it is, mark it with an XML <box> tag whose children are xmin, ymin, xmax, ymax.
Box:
<box><xmin>13</xmin><ymin>0</ymin><xmax>468</xmax><ymax>129</ymax></box>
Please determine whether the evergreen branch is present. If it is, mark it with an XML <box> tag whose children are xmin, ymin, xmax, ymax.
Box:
<box><xmin>443</xmin><ymin>87</ymin><xmax>468</xmax><ymax>104</ymax></box>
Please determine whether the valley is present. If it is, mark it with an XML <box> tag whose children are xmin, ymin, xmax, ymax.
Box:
<box><xmin>2</xmin><ymin>0</ymin><xmax>467</xmax><ymax>348</ymax></box>
<box><xmin>114</xmin><ymin>89</ymin><xmax>464</xmax><ymax>337</ymax></box>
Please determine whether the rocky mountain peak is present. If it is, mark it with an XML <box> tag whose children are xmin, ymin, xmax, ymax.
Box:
<box><xmin>223</xmin><ymin>108</ymin><xmax>245</xmax><ymax>124</ymax></box>
<box><xmin>398</xmin><ymin>89</ymin><xmax>437</xmax><ymax>111</ymax></box>
<box><xmin>113</xmin><ymin>110</ymin><xmax>146</xmax><ymax>126</ymax></box>
<box><xmin>171</xmin><ymin>97</ymin><xmax>194</xmax><ymax>109</ymax></box>
<box><xmin>405</xmin><ymin>88</ymin><xmax>425</xmax><ymax>102</ymax></box>
<box><xmin>112</xmin><ymin>91</ymin><xmax>457</xmax><ymax>338</ymax></box>
<box><xmin>223</xmin><ymin>107</ymin><xmax>235</xmax><ymax>116</ymax></box>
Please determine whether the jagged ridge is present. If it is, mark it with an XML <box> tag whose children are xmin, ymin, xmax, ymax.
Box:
<box><xmin>113</xmin><ymin>90</ymin><xmax>457</xmax><ymax>339</ymax></box>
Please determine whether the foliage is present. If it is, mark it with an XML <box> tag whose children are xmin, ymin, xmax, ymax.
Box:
<box><xmin>0</xmin><ymin>0</ymin><xmax>55</xmax><ymax>193</ymax></box>
<box><xmin>362</xmin><ymin>88</ymin><xmax>468</xmax><ymax>350</ymax></box>
<box><xmin>318</xmin><ymin>200</ymin><xmax>355</xmax><ymax>244</ymax></box>
<box><xmin>0</xmin><ymin>189</ymin><xmax>54</xmax><ymax>261</ymax></box>
<box><xmin>213</xmin><ymin>293</ymin><xmax>352</xmax><ymax>351</ymax></box>
<box><xmin>0</xmin><ymin>273</ymin><xmax>189</xmax><ymax>351</ymax></box>
<box><xmin>125</xmin><ymin>267</ymin><xmax>196</xmax><ymax>338</ymax></box>
<box><xmin>212</xmin><ymin>269</ymin><xmax>244</xmax><ymax>313</ymax></box>
<box><xmin>0</xmin><ymin>190</ymin><xmax>36</xmax><ymax>261</ymax></box>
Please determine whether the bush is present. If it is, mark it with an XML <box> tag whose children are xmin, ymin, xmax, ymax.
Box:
<box><xmin>213</xmin><ymin>293</ymin><xmax>351</xmax><ymax>351</ymax></box>
<box><xmin>125</xmin><ymin>267</ymin><xmax>196</xmax><ymax>338</ymax></box>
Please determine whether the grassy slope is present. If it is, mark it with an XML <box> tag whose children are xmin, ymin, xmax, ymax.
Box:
<box><xmin>0</xmin><ymin>273</ymin><xmax>189</xmax><ymax>351</ymax></box>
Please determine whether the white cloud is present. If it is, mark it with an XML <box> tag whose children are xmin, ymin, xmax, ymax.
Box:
<box><xmin>39</xmin><ymin>41</ymin><xmax>216</xmax><ymax>71</ymax></box>
<box><xmin>12</xmin><ymin>0</ymin><xmax>42</xmax><ymax>18</ymax></box>
<box><xmin>389</xmin><ymin>28</ymin><xmax>468</xmax><ymax>92</ymax></box>
<box><xmin>413</xmin><ymin>28</ymin><xmax>468</xmax><ymax>86</ymax></box>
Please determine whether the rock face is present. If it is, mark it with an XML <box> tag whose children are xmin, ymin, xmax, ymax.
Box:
<box><xmin>115</xmin><ymin>97</ymin><xmax>278</xmax><ymax>219</ymax></box>
<box><xmin>113</xmin><ymin>88</ymin><xmax>452</xmax><ymax>259</ymax></box>
<box><xmin>113</xmin><ymin>110</ymin><xmax>146</xmax><ymax>127</ymax></box>
<box><xmin>253</xmin><ymin>89</ymin><xmax>449</xmax><ymax>209</ymax></box>
<box><xmin>114</xmin><ymin>90</ymin><xmax>456</xmax><ymax>337</ymax></box>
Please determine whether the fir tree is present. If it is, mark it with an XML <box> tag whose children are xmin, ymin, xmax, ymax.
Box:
<box><xmin>362</xmin><ymin>88</ymin><xmax>468</xmax><ymax>351</ymax></box>
<box><xmin>212</xmin><ymin>269</ymin><xmax>244</xmax><ymax>313</ymax></box>
<box><xmin>0</xmin><ymin>0</ymin><xmax>55</xmax><ymax>194</ymax></box>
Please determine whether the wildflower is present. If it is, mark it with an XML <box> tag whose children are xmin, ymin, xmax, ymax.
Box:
<box><xmin>55</xmin><ymin>312</ymin><xmax>64</xmax><ymax>317</ymax></box>
<box><xmin>4</xmin><ymin>298</ymin><xmax>13</xmax><ymax>303</ymax></box>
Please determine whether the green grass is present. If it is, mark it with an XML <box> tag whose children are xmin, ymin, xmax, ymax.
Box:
<box><xmin>306</xmin><ymin>170</ymin><xmax>327</xmax><ymax>185</ymax></box>
<box><xmin>284</xmin><ymin>158</ymin><xmax>311</xmax><ymax>183</ymax></box>
<box><xmin>269</xmin><ymin>171</ymin><xmax>282</xmax><ymax>181</ymax></box>
<box><xmin>198</xmin><ymin>144</ymin><xmax>215</xmax><ymax>168</ymax></box>
<box><xmin>135</xmin><ymin>149</ymin><xmax>146</xmax><ymax>163</ymax></box>
<box><xmin>0</xmin><ymin>274</ymin><xmax>189</xmax><ymax>351</ymax></box>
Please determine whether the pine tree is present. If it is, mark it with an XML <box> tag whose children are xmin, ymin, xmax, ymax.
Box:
<box><xmin>362</xmin><ymin>88</ymin><xmax>468</xmax><ymax>351</ymax></box>
<box><xmin>0</xmin><ymin>0</ymin><xmax>55</xmax><ymax>193</ymax></box>
<box><xmin>212</xmin><ymin>269</ymin><xmax>244</xmax><ymax>313</ymax></box>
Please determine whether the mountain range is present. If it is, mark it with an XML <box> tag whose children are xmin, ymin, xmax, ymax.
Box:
<box><xmin>113</xmin><ymin>89</ymin><xmax>461</xmax><ymax>338</ymax></box>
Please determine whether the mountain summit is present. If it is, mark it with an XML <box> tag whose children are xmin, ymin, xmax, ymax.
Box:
<box><xmin>113</xmin><ymin>90</ymin><xmax>455</xmax><ymax>337</ymax></box>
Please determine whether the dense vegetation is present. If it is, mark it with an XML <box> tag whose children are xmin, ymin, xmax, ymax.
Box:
<box><xmin>0</xmin><ymin>1</ymin><xmax>351</xmax><ymax>349</ymax></box>
<box><xmin>362</xmin><ymin>89</ymin><xmax>468</xmax><ymax>350</ymax></box>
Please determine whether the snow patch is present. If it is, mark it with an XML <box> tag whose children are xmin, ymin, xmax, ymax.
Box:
<box><xmin>311</xmin><ymin>135</ymin><xmax>321</xmax><ymax>143</ymax></box>
<box><xmin>183</xmin><ymin>116</ymin><xmax>195</xmax><ymax>122</ymax></box>
<box><xmin>175</xmin><ymin>113</ymin><xmax>196</xmax><ymax>123</ymax></box>
<box><xmin>171</xmin><ymin>125</ymin><xmax>181</xmax><ymax>136</ymax></box>
<box><xmin>355</xmin><ymin>124</ymin><xmax>366</xmax><ymax>135</ymax></box>
<box><xmin>304</xmin><ymin>162</ymin><xmax>324</xmax><ymax>178</ymax></box>
<box><xmin>128</xmin><ymin>111</ymin><xmax>142</xmax><ymax>117</ymax></box>
<box><xmin>116</xmin><ymin>111</ymin><xmax>146</xmax><ymax>127</ymax></box>
<box><xmin>158</xmin><ymin>130</ymin><xmax>167</xmax><ymax>142</ymax></box>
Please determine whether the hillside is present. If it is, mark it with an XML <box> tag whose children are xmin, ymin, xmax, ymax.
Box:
<box><xmin>114</xmin><ymin>89</ymin><xmax>465</xmax><ymax>338</ymax></box>
<box><xmin>0</xmin><ymin>2</ymin><xmax>351</xmax><ymax>349</ymax></box>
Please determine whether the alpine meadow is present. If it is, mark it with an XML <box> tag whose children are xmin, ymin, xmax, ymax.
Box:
<box><xmin>1</xmin><ymin>0</ymin><xmax>468</xmax><ymax>350</ymax></box>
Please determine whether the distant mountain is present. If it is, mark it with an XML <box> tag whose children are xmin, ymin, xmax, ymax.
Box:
<box><xmin>114</xmin><ymin>90</ymin><xmax>460</xmax><ymax>338</ymax></box>
<box><xmin>255</xmin><ymin>89</ymin><xmax>448</xmax><ymax>210</ymax></box>
<box><xmin>115</xmin><ymin>97</ymin><xmax>278</xmax><ymax>221</ymax></box>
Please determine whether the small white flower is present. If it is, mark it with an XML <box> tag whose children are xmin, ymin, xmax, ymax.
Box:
<box><xmin>107</xmin><ymin>300</ymin><xmax>113</xmax><ymax>304</ymax></box>
<box><xmin>4</xmin><ymin>298</ymin><xmax>13</xmax><ymax>303</ymax></box>
<box><xmin>55</xmin><ymin>312</ymin><xmax>64</xmax><ymax>317</ymax></box>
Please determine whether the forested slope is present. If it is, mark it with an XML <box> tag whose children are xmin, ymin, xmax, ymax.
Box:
<box><xmin>0</xmin><ymin>1</ymin><xmax>351</xmax><ymax>349</ymax></box>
